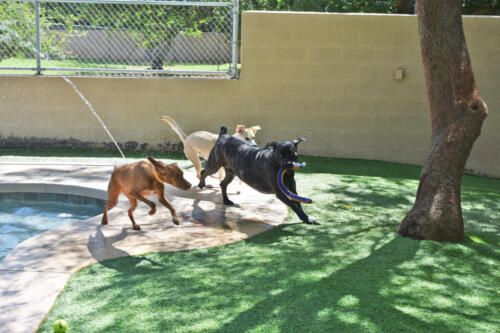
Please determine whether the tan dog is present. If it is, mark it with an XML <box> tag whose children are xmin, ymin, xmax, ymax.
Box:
<box><xmin>101</xmin><ymin>156</ymin><xmax>191</xmax><ymax>230</ymax></box>
<box><xmin>160</xmin><ymin>115</ymin><xmax>261</xmax><ymax>180</ymax></box>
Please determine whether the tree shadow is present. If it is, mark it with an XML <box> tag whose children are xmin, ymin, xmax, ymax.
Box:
<box><xmin>298</xmin><ymin>156</ymin><xmax>423</xmax><ymax>180</ymax></box>
<box><xmin>217</xmin><ymin>237</ymin><xmax>457</xmax><ymax>333</ymax></box>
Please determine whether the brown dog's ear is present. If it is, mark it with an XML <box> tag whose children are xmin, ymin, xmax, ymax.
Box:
<box><xmin>292</xmin><ymin>137</ymin><xmax>306</xmax><ymax>147</ymax></box>
<box><xmin>147</xmin><ymin>156</ymin><xmax>159</xmax><ymax>165</ymax></box>
<box><xmin>236</xmin><ymin>125</ymin><xmax>245</xmax><ymax>133</ymax></box>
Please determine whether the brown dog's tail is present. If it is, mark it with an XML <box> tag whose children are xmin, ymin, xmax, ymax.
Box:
<box><xmin>159</xmin><ymin>115</ymin><xmax>187</xmax><ymax>144</ymax></box>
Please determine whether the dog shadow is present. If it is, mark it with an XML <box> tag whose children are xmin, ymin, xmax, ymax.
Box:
<box><xmin>88</xmin><ymin>225</ymin><xmax>131</xmax><ymax>262</ymax></box>
<box><xmin>183</xmin><ymin>198</ymin><xmax>275</xmax><ymax>238</ymax></box>
<box><xmin>166</xmin><ymin>185</ymin><xmax>241</xmax><ymax>203</ymax></box>
<box><xmin>87</xmin><ymin>226</ymin><xmax>164</xmax><ymax>273</ymax></box>
<box><xmin>187</xmin><ymin>198</ymin><xmax>232</xmax><ymax>230</ymax></box>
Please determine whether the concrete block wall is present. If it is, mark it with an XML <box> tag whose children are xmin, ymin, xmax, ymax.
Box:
<box><xmin>0</xmin><ymin>12</ymin><xmax>499</xmax><ymax>177</ymax></box>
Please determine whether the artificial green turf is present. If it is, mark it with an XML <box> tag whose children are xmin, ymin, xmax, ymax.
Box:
<box><xmin>34</xmin><ymin>155</ymin><xmax>499</xmax><ymax>333</ymax></box>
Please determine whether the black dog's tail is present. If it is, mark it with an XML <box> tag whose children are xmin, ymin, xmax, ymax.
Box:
<box><xmin>219</xmin><ymin>126</ymin><xmax>227</xmax><ymax>137</ymax></box>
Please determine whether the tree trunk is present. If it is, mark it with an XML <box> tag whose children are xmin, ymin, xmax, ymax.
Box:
<box><xmin>397</xmin><ymin>0</ymin><xmax>488</xmax><ymax>242</ymax></box>
<box><xmin>150</xmin><ymin>47</ymin><xmax>164</xmax><ymax>70</ymax></box>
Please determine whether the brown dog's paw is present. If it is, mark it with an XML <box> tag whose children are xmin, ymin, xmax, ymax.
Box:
<box><xmin>149</xmin><ymin>206</ymin><xmax>156</xmax><ymax>215</ymax></box>
<box><xmin>133</xmin><ymin>224</ymin><xmax>141</xmax><ymax>231</ymax></box>
<box><xmin>173</xmin><ymin>217</ymin><xmax>180</xmax><ymax>225</ymax></box>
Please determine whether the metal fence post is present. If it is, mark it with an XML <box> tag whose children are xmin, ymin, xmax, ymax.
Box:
<box><xmin>35</xmin><ymin>0</ymin><xmax>41</xmax><ymax>75</ymax></box>
<box><xmin>231</xmin><ymin>0</ymin><xmax>239</xmax><ymax>78</ymax></box>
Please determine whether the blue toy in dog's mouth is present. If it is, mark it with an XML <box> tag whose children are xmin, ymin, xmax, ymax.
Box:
<box><xmin>277</xmin><ymin>162</ymin><xmax>312</xmax><ymax>204</ymax></box>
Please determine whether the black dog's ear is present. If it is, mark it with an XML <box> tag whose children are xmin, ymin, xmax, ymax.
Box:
<box><xmin>292</xmin><ymin>137</ymin><xmax>306</xmax><ymax>146</ymax></box>
<box><xmin>265</xmin><ymin>142</ymin><xmax>278</xmax><ymax>150</ymax></box>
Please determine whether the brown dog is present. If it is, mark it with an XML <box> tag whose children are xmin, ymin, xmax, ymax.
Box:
<box><xmin>101</xmin><ymin>156</ymin><xmax>192</xmax><ymax>230</ymax></box>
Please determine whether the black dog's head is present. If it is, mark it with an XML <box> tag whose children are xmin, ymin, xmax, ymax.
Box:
<box><xmin>265</xmin><ymin>137</ymin><xmax>305</xmax><ymax>168</ymax></box>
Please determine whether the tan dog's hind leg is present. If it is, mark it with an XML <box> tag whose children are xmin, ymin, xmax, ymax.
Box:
<box><xmin>184</xmin><ymin>147</ymin><xmax>203</xmax><ymax>179</ymax></box>
<box><xmin>218</xmin><ymin>168</ymin><xmax>225</xmax><ymax>183</ymax></box>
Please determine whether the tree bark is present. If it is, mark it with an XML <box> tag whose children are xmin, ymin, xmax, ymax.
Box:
<box><xmin>397</xmin><ymin>0</ymin><xmax>488</xmax><ymax>242</ymax></box>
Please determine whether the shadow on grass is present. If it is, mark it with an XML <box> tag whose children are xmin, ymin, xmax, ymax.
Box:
<box><xmin>300</xmin><ymin>156</ymin><xmax>422</xmax><ymax>180</ymax></box>
<box><xmin>219</xmin><ymin>230</ymin><xmax>498</xmax><ymax>333</ymax></box>
<box><xmin>219</xmin><ymin>237</ymin><xmax>430</xmax><ymax>332</ymax></box>
<box><xmin>56</xmin><ymin>225</ymin><xmax>499</xmax><ymax>333</ymax></box>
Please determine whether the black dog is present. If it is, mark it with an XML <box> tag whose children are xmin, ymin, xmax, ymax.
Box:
<box><xmin>198</xmin><ymin>126</ymin><xmax>319</xmax><ymax>225</ymax></box>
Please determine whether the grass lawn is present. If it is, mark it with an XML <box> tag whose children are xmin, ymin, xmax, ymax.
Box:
<box><xmin>15</xmin><ymin>151</ymin><xmax>498</xmax><ymax>333</ymax></box>
<box><xmin>0</xmin><ymin>57</ymin><xmax>233</xmax><ymax>75</ymax></box>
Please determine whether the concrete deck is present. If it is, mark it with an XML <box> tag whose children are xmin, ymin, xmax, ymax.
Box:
<box><xmin>0</xmin><ymin>160</ymin><xmax>288</xmax><ymax>333</ymax></box>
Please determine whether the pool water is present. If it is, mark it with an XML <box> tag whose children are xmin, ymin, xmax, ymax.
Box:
<box><xmin>0</xmin><ymin>198</ymin><xmax>102</xmax><ymax>261</ymax></box>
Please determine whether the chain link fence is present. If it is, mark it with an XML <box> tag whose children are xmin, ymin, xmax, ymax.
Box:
<box><xmin>0</xmin><ymin>0</ymin><xmax>238</xmax><ymax>78</ymax></box>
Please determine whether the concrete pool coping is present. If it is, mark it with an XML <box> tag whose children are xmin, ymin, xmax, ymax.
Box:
<box><xmin>0</xmin><ymin>161</ymin><xmax>288</xmax><ymax>333</ymax></box>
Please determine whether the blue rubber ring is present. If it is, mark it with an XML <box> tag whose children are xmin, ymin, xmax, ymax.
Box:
<box><xmin>277</xmin><ymin>162</ymin><xmax>312</xmax><ymax>204</ymax></box>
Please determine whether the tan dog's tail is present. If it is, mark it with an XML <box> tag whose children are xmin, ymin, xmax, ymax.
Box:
<box><xmin>159</xmin><ymin>115</ymin><xmax>187</xmax><ymax>144</ymax></box>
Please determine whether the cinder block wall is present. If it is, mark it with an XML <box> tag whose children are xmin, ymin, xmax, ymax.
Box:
<box><xmin>0</xmin><ymin>12</ymin><xmax>499</xmax><ymax>177</ymax></box>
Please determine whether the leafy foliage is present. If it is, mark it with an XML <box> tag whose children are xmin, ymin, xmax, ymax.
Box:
<box><xmin>240</xmin><ymin>0</ymin><xmax>396</xmax><ymax>13</ymax></box>
<box><xmin>240</xmin><ymin>0</ymin><xmax>500</xmax><ymax>14</ymax></box>
<box><xmin>462</xmin><ymin>0</ymin><xmax>500</xmax><ymax>15</ymax></box>
<box><xmin>70</xmin><ymin>4</ymin><xmax>230</xmax><ymax>68</ymax></box>
<box><xmin>0</xmin><ymin>23</ymin><xmax>31</xmax><ymax>61</ymax></box>
<box><xmin>0</xmin><ymin>2</ymin><xmax>78</xmax><ymax>61</ymax></box>
<box><xmin>0</xmin><ymin>3</ymin><xmax>35</xmax><ymax>61</ymax></box>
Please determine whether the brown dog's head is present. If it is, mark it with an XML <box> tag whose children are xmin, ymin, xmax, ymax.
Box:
<box><xmin>147</xmin><ymin>156</ymin><xmax>192</xmax><ymax>190</ymax></box>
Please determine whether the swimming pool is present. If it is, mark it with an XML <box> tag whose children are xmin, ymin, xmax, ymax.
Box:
<box><xmin>0</xmin><ymin>193</ymin><xmax>103</xmax><ymax>261</ymax></box>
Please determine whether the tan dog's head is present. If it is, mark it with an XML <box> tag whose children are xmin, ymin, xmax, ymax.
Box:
<box><xmin>233</xmin><ymin>125</ymin><xmax>261</xmax><ymax>147</ymax></box>
<box><xmin>147</xmin><ymin>157</ymin><xmax>192</xmax><ymax>190</ymax></box>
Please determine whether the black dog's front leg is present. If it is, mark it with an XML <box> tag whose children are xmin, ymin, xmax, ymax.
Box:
<box><xmin>282</xmin><ymin>172</ymin><xmax>319</xmax><ymax>225</ymax></box>
<box><xmin>198</xmin><ymin>169</ymin><xmax>208</xmax><ymax>189</ymax></box>
<box><xmin>220</xmin><ymin>169</ymin><xmax>235</xmax><ymax>205</ymax></box>
<box><xmin>275</xmin><ymin>190</ymin><xmax>320</xmax><ymax>225</ymax></box>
